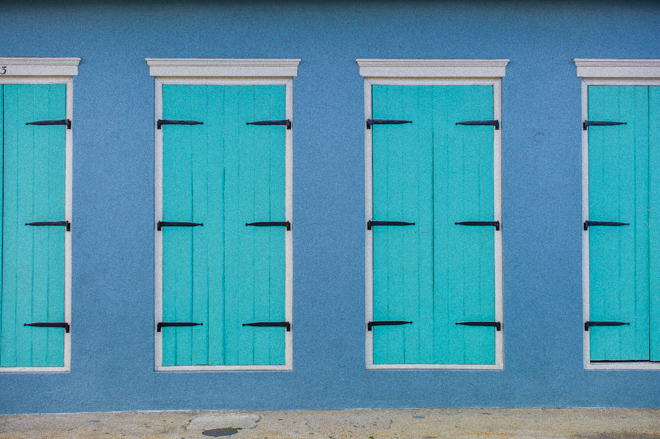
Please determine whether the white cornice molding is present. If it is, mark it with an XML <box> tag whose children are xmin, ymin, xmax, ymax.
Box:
<box><xmin>0</xmin><ymin>57</ymin><xmax>80</xmax><ymax>76</ymax></box>
<box><xmin>356</xmin><ymin>59</ymin><xmax>509</xmax><ymax>78</ymax></box>
<box><xmin>146</xmin><ymin>58</ymin><xmax>301</xmax><ymax>77</ymax></box>
<box><xmin>574</xmin><ymin>59</ymin><xmax>660</xmax><ymax>78</ymax></box>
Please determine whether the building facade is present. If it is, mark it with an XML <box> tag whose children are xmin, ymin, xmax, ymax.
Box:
<box><xmin>1</xmin><ymin>0</ymin><xmax>660</xmax><ymax>413</ymax></box>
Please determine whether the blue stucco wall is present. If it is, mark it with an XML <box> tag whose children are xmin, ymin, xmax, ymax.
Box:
<box><xmin>1</xmin><ymin>0</ymin><xmax>660</xmax><ymax>413</ymax></box>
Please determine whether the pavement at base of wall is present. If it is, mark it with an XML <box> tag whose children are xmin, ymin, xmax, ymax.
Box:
<box><xmin>1</xmin><ymin>408</ymin><xmax>660</xmax><ymax>439</ymax></box>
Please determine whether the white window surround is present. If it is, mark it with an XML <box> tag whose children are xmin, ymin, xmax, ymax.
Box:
<box><xmin>576</xmin><ymin>59</ymin><xmax>660</xmax><ymax>370</ymax></box>
<box><xmin>148</xmin><ymin>58</ymin><xmax>298</xmax><ymax>371</ymax></box>
<box><xmin>0</xmin><ymin>57</ymin><xmax>79</xmax><ymax>373</ymax></box>
<box><xmin>574</xmin><ymin>59</ymin><xmax>660</xmax><ymax>79</ymax></box>
<box><xmin>146</xmin><ymin>58</ymin><xmax>300</xmax><ymax>78</ymax></box>
<box><xmin>358</xmin><ymin>59</ymin><xmax>507</xmax><ymax>370</ymax></box>
<box><xmin>356</xmin><ymin>59</ymin><xmax>509</xmax><ymax>78</ymax></box>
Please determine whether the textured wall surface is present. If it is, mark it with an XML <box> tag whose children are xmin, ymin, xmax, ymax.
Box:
<box><xmin>1</xmin><ymin>0</ymin><xmax>660</xmax><ymax>413</ymax></box>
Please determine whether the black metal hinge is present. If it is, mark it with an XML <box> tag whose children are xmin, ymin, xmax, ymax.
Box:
<box><xmin>243</xmin><ymin>321</ymin><xmax>291</xmax><ymax>331</ymax></box>
<box><xmin>246</xmin><ymin>221</ymin><xmax>291</xmax><ymax>231</ymax></box>
<box><xmin>367</xmin><ymin>320</ymin><xmax>412</xmax><ymax>331</ymax></box>
<box><xmin>366</xmin><ymin>119</ymin><xmax>412</xmax><ymax>129</ymax></box>
<box><xmin>157</xmin><ymin>322</ymin><xmax>203</xmax><ymax>332</ymax></box>
<box><xmin>455</xmin><ymin>221</ymin><xmax>500</xmax><ymax>231</ymax></box>
<box><xmin>26</xmin><ymin>221</ymin><xmax>71</xmax><ymax>231</ymax></box>
<box><xmin>583</xmin><ymin>221</ymin><xmax>629</xmax><ymax>231</ymax></box>
<box><xmin>456</xmin><ymin>321</ymin><xmax>502</xmax><ymax>331</ymax></box>
<box><xmin>367</xmin><ymin>220</ymin><xmax>415</xmax><ymax>230</ymax></box>
<box><xmin>456</xmin><ymin>120</ymin><xmax>500</xmax><ymax>130</ymax></box>
<box><xmin>157</xmin><ymin>120</ymin><xmax>203</xmax><ymax>129</ymax></box>
<box><xmin>247</xmin><ymin>119</ymin><xmax>292</xmax><ymax>130</ymax></box>
<box><xmin>26</xmin><ymin>119</ymin><xmax>71</xmax><ymax>129</ymax></box>
<box><xmin>584</xmin><ymin>321</ymin><xmax>629</xmax><ymax>331</ymax></box>
<box><xmin>157</xmin><ymin>221</ymin><xmax>203</xmax><ymax>231</ymax></box>
<box><xmin>583</xmin><ymin>120</ymin><xmax>627</xmax><ymax>130</ymax></box>
<box><xmin>24</xmin><ymin>322</ymin><xmax>70</xmax><ymax>333</ymax></box>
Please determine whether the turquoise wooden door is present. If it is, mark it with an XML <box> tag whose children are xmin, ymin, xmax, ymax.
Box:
<box><xmin>0</xmin><ymin>84</ymin><xmax>67</xmax><ymax>367</ymax></box>
<box><xmin>371</xmin><ymin>85</ymin><xmax>496</xmax><ymax>365</ymax></box>
<box><xmin>161</xmin><ymin>84</ymin><xmax>287</xmax><ymax>366</ymax></box>
<box><xmin>588</xmin><ymin>85</ymin><xmax>660</xmax><ymax>362</ymax></box>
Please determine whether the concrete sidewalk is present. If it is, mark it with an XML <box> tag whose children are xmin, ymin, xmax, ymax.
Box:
<box><xmin>1</xmin><ymin>408</ymin><xmax>659</xmax><ymax>438</ymax></box>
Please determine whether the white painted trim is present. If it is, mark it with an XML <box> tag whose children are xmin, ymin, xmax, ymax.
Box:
<box><xmin>364</xmin><ymin>78</ymin><xmax>374</xmax><ymax>368</ymax></box>
<box><xmin>153</xmin><ymin>75</ymin><xmax>294</xmax><ymax>372</ymax></box>
<box><xmin>582</xmin><ymin>79</ymin><xmax>591</xmax><ymax>370</ymax></box>
<box><xmin>0</xmin><ymin>57</ymin><xmax>80</xmax><ymax>76</ymax></box>
<box><xmin>364</xmin><ymin>76</ymin><xmax>504</xmax><ymax>370</ymax></box>
<box><xmin>493</xmin><ymin>79</ymin><xmax>504</xmax><ymax>369</ymax></box>
<box><xmin>574</xmin><ymin>59</ymin><xmax>660</xmax><ymax>79</ymax></box>
<box><xmin>146</xmin><ymin>58</ymin><xmax>300</xmax><ymax>78</ymax></box>
<box><xmin>367</xmin><ymin>364</ymin><xmax>504</xmax><ymax>370</ymax></box>
<box><xmin>154</xmin><ymin>78</ymin><xmax>164</xmax><ymax>372</ymax></box>
<box><xmin>0</xmin><ymin>74</ymin><xmax>74</xmax><ymax>372</ymax></box>
<box><xmin>156</xmin><ymin>364</ymin><xmax>291</xmax><ymax>372</ymax></box>
<box><xmin>284</xmin><ymin>78</ymin><xmax>294</xmax><ymax>370</ymax></box>
<box><xmin>581</xmin><ymin>74</ymin><xmax>660</xmax><ymax>370</ymax></box>
<box><xmin>64</xmin><ymin>78</ymin><xmax>73</xmax><ymax>373</ymax></box>
<box><xmin>357</xmin><ymin>59</ymin><xmax>509</xmax><ymax>78</ymax></box>
<box><xmin>585</xmin><ymin>362</ymin><xmax>660</xmax><ymax>370</ymax></box>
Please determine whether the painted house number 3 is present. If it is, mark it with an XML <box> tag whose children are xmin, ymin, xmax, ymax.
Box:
<box><xmin>0</xmin><ymin>66</ymin><xmax>6</xmax><ymax>75</ymax></box>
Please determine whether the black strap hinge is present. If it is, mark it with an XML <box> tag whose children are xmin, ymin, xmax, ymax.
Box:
<box><xmin>455</xmin><ymin>221</ymin><xmax>500</xmax><ymax>231</ymax></box>
<box><xmin>24</xmin><ymin>322</ymin><xmax>70</xmax><ymax>333</ymax></box>
<box><xmin>157</xmin><ymin>120</ymin><xmax>203</xmax><ymax>129</ymax></box>
<box><xmin>367</xmin><ymin>320</ymin><xmax>412</xmax><ymax>331</ymax></box>
<box><xmin>157</xmin><ymin>322</ymin><xmax>203</xmax><ymax>332</ymax></box>
<box><xmin>157</xmin><ymin>221</ymin><xmax>203</xmax><ymax>231</ymax></box>
<box><xmin>246</xmin><ymin>221</ymin><xmax>291</xmax><ymax>231</ymax></box>
<box><xmin>26</xmin><ymin>119</ymin><xmax>71</xmax><ymax>129</ymax></box>
<box><xmin>367</xmin><ymin>220</ymin><xmax>415</xmax><ymax>230</ymax></box>
<box><xmin>243</xmin><ymin>321</ymin><xmax>291</xmax><ymax>331</ymax></box>
<box><xmin>26</xmin><ymin>221</ymin><xmax>71</xmax><ymax>231</ymax></box>
<box><xmin>583</xmin><ymin>120</ymin><xmax>627</xmax><ymax>130</ymax></box>
<box><xmin>247</xmin><ymin>119</ymin><xmax>292</xmax><ymax>130</ymax></box>
<box><xmin>456</xmin><ymin>120</ymin><xmax>500</xmax><ymax>130</ymax></box>
<box><xmin>584</xmin><ymin>321</ymin><xmax>629</xmax><ymax>331</ymax></box>
<box><xmin>583</xmin><ymin>221</ymin><xmax>629</xmax><ymax>231</ymax></box>
<box><xmin>456</xmin><ymin>321</ymin><xmax>501</xmax><ymax>331</ymax></box>
<box><xmin>366</xmin><ymin>119</ymin><xmax>412</xmax><ymax>129</ymax></box>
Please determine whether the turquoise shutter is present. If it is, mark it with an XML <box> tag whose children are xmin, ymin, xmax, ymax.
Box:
<box><xmin>372</xmin><ymin>86</ymin><xmax>434</xmax><ymax>365</ymax></box>
<box><xmin>588</xmin><ymin>85</ymin><xmax>650</xmax><ymax>361</ymax></box>
<box><xmin>371</xmin><ymin>85</ymin><xmax>496</xmax><ymax>365</ymax></box>
<box><xmin>161</xmin><ymin>84</ymin><xmax>286</xmax><ymax>366</ymax></box>
<box><xmin>650</xmin><ymin>86</ymin><xmax>660</xmax><ymax>362</ymax></box>
<box><xmin>0</xmin><ymin>84</ymin><xmax>67</xmax><ymax>367</ymax></box>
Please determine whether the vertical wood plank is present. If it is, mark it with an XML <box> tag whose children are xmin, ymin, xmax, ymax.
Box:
<box><xmin>267</xmin><ymin>86</ymin><xmax>287</xmax><ymax>365</ymax></box>
<box><xmin>190</xmin><ymin>86</ymin><xmax>209</xmax><ymax>366</ymax></box>
<box><xmin>251</xmin><ymin>86</ymin><xmax>272</xmax><ymax>365</ymax></box>
<box><xmin>436</xmin><ymin>86</ymin><xmax>495</xmax><ymax>365</ymax></box>
<box><xmin>206</xmin><ymin>86</ymin><xmax>226</xmax><ymax>365</ymax></box>
<box><xmin>649</xmin><ymin>86</ymin><xmax>660</xmax><ymax>361</ymax></box>
<box><xmin>372</xmin><ymin>85</ymin><xmax>407</xmax><ymax>364</ymax></box>
<box><xmin>41</xmin><ymin>85</ymin><xmax>66</xmax><ymax>367</ymax></box>
<box><xmin>432</xmin><ymin>86</ymin><xmax>450</xmax><ymax>364</ymax></box>
<box><xmin>0</xmin><ymin>85</ymin><xmax>3</xmax><ymax>366</ymax></box>
<box><xmin>222</xmin><ymin>85</ymin><xmax>242</xmax><ymax>365</ymax></box>
<box><xmin>162</xmin><ymin>84</ymin><xmax>196</xmax><ymax>366</ymax></box>
<box><xmin>237</xmin><ymin>86</ymin><xmax>256</xmax><ymax>365</ymax></box>
<box><xmin>14</xmin><ymin>84</ymin><xmax>35</xmax><ymax>367</ymax></box>
<box><xmin>1</xmin><ymin>84</ymin><xmax>19</xmax><ymax>367</ymax></box>
<box><xmin>589</xmin><ymin>85</ymin><xmax>649</xmax><ymax>361</ymax></box>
